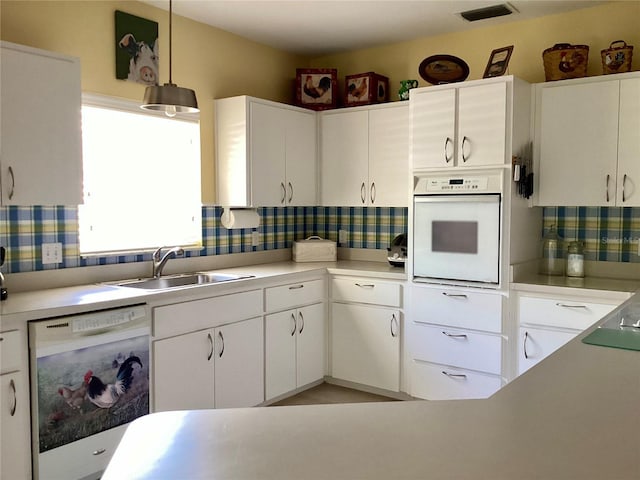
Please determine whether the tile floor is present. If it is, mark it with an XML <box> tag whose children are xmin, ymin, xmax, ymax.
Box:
<box><xmin>270</xmin><ymin>382</ymin><xmax>399</xmax><ymax>406</ymax></box>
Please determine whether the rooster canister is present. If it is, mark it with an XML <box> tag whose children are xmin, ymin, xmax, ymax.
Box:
<box><xmin>399</xmin><ymin>79</ymin><xmax>418</xmax><ymax>100</ymax></box>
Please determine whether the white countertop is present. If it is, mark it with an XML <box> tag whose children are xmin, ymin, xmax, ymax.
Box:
<box><xmin>102</xmin><ymin>294</ymin><xmax>640</xmax><ymax>480</ymax></box>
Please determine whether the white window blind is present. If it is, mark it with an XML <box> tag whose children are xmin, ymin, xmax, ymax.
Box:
<box><xmin>79</xmin><ymin>94</ymin><xmax>202</xmax><ymax>256</ymax></box>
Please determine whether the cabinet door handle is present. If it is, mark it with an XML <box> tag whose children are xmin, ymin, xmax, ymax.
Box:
<box><xmin>288</xmin><ymin>182</ymin><xmax>293</xmax><ymax>203</ymax></box>
<box><xmin>555</xmin><ymin>303</ymin><xmax>588</xmax><ymax>309</ymax></box>
<box><xmin>281</xmin><ymin>182</ymin><xmax>286</xmax><ymax>204</ymax></box>
<box><xmin>355</xmin><ymin>283</ymin><xmax>375</xmax><ymax>288</ymax></box>
<box><xmin>461</xmin><ymin>136</ymin><xmax>470</xmax><ymax>163</ymax></box>
<box><xmin>442</xmin><ymin>331</ymin><xmax>468</xmax><ymax>339</ymax></box>
<box><xmin>622</xmin><ymin>174</ymin><xmax>627</xmax><ymax>203</ymax></box>
<box><xmin>442</xmin><ymin>371</ymin><xmax>467</xmax><ymax>379</ymax></box>
<box><xmin>390</xmin><ymin>313</ymin><xmax>398</xmax><ymax>338</ymax></box>
<box><xmin>92</xmin><ymin>449</ymin><xmax>106</xmax><ymax>456</ymax></box>
<box><xmin>207</xmin><ymin>333</ymin><xmax>214</xmax><ymax>361</ymax></box>
<box><xmin>523</xmin><ymin>331</ymin><xmax>530</xmax><ymax>359</ymax></box>
<box><xmin>9</xmin><ymin>379</ymin><xmax>17</xmax><ymax>416</ymax></box>
<box><xmin>218</xmin><ymin>331</ymin><xmax>225</xmax><ymax>358</ymax></box>
<box><xmin>360</xmin><ymin>182</ymin><xmax>366</xmax><ymax>204</ymax></box>
<box><xmin>606</xmin><ymin>174</ymin><xmax>611</xmax><ymax>203</ymax></box>
<box><xmin>370</xmin><ymin>182</ymin><xmax>376</xmax><ymax>204</ymax></box>
<box><xmin>298</xmin><ymin>311</ymin><xmax>304</xmax><ymax>334</ymax></box>
<box><xmin>442</xmin><ymin>292</ymin><xmax>467</xmax><ymax>299</ymax></box>
<box><xmin>288</xmin><ymin>284</ymin><xmax>304</xmax><ymax>290</ymax></box>
<box><xmin>291</xmin><ymin>313</ymin><xmax>297</xmax><ymax>336</ymax></box>
<box><xmin>444</xmin><ymin>137</ymin><xmax>453</xmax><ymax>163</ymax></box>
<box><xmin>8</xmin><ymin>166</ymin><xmax>15</xmax><ymax>200</ymax></box>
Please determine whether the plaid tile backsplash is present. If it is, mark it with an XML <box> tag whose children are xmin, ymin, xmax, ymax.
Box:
<box><xmin>0</xmin><ymin>206</ymin><xmax>408</xmax><ymax>273</ymax></box>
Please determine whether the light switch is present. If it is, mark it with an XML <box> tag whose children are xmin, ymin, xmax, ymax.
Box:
<box><xmin>339</xmin><ymin>229</ymin><xmax>347</xmax><ymax>244</ymax></box>
<box><xmin>42</xmin><ymin>243</ymin><xmax>63</xmax><ymax>264</ymax></box>
<box><xmin>251</xmin><ymin>231</ymin><xmax>261</xmax><ymax>246</ymax></box>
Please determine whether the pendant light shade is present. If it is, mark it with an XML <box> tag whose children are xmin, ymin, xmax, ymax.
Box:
<box><xmin>141</xmin><ymin>0</ymin><xmax>198</xmax><ymax>116</ymax></box>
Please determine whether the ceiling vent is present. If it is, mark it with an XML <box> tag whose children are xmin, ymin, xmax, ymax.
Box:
<box><xmin>460</xmin><ymin>3</ymin><xmax>518</xmax><ymax>22</ymax></box>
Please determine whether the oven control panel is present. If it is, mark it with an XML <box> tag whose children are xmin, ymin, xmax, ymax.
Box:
<box><xmin>414</xmin><ymin>172</ymin><xmax>502</xmax><ymax>194</ymax></box>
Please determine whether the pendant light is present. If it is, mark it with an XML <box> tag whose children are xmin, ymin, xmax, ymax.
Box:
<box><xmin>141</xmin><ymin>0</ymin><xmax>198</xmax><ymax>116</ymax></box>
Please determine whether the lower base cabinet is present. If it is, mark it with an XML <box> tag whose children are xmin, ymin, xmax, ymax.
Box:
<box><xmin>1</xmin><ymin>371</ymin><xmax>31</xmax><ymax>480</ymax></box>
<box><xmin>331</xmin><ymin>302</ymin><xmax>400</xmax><ymax>391</ymax></box>
<box><xmin>154</xmin><ymin>316</ymin><xmax>264</xmax><ymax>411</ymax></box>
<box><xmin>517</xmin><ymin>326</ymin><xmax>577</xmax><ymax>375</ymax></box>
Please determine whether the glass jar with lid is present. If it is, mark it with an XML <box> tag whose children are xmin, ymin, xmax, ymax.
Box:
<box><xmin>540</xmin><ymin>225</ymin><xmax>565</xmax><ymax>275</ymax></box>
<box><xmin>566</xmin><ymin>240</ymin><xmax>585</xmax><ymax>277</ymax></box>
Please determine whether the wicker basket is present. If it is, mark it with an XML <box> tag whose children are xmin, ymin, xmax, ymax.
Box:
<box><xmin>601</xmin><ymin>40</ymin><xmax>633</xmax><ymax>74</ymax></box>
<box><xmin>542</xmin><ymin>43</ymin><xmax>589</xmax><ymax>81</ymax></box>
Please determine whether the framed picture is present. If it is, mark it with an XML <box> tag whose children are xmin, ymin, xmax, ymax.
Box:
<box><xmin>345</xmin><ymin>72</ymin><xmax>389</xmax><ymax>106</ymax></box>
<box><xmin>115</xmin><ymin>10</ymin><xmax>159</xmax><ymax>86</ymax></box>
<box><xmin>483</xmin><ymin>45</ymin><xmax>514</xmax><ymax>78</ymax></box>
<box><xmin>296</xmin><ymin>68</ymin><xmax>338</xmax><ymax>110</ymax></box>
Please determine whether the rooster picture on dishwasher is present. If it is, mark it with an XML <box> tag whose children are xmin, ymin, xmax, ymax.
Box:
<box><xmin>85</xmin><ymin>355</ymin><xmax>143</xmax><ymax>409</ymax></box>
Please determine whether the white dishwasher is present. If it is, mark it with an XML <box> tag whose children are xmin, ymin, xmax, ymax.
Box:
<box><xmin>29</xmin><ymin>304</ymin><xmax>150</xmax><ymax>480</ymax></box>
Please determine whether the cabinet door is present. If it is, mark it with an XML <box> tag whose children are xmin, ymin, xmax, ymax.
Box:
<box><xmin>153</xmin><ymin>329</ymin><xmax>215</xmax><ymax>412</ymax></box>
<box><xmin>0</xmin><ymin>42</ymin><xmax>82</xmax><ymax>205</ymax></box>
<box><xmin>536</xmin><ymin>81</ymin><xmax>619</xmax><ymax>206</ymax></box>
<box><xmin>285</xmin><ymin>109</ymin><xmax>317</xmax><ymax>205</ymax></box>
<box><xmin>457</xmin><ymin>82</ymin><xmax>507</xmax><ymax>167</ymax></box>
<box><xmin>250</xmin><ymin>101</ymin><xmax>287</xmax><ymax>206</ymax></box>
<box><xmin>518</xmin><ymin>327</ymin><xmax>578</xmax><ymax>375</ymax></box>
<box><xmin>331</xmin><ymin>303</ymin><xmax>400</xmax><ymax>391</ymax></box>
<box><xmin>296</xmin><ymin>303</ymin><xmax>326</xmax><ymax>388</ymax></box>
<box><xmin>410</xmin><ymin>88</ymin><xmax>456</xmax><ymax>169</ymax></box>
<box><xmin>616</xmin><ymin>78</ymin><xmax>640</xmax><ymax>206</ymax></box>
<box><xmin>214</xmin><ymin>317</ymin><xmax>264</xmax><ymax>408</ymax></box>
<box><xmin>265</xmin><ymin>310</ymin><xmax>297</xmax><ymax>400</ymax></box>
<box><xmin>320</xmin><ymin>110</ymin><xmax>369</xmax><ymax>206</ymax></box>
<box><xmin>368</xmin><ymin>105</ymin><xmax>409</xmax><ymax>206</ymax></box>
<box><xmin>1</xmin><ymin>372</ymin><xmax>31</xmax><ymax>480</ymax></box>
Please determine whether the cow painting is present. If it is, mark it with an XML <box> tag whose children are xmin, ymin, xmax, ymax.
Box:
<box><xmin>118</xmin><ymin>33</ymin><xmax>159</xmax><ymax>86</ymax></box>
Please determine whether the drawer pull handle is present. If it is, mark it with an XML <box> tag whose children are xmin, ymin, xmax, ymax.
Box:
<box><xmin>92</xmin><ymin>449</ymin><xmax>106</xmax><ymax>456</ymax></box>
<box><xmin>288</xmin><ymin>284</ymin><xmax>304</xmax><ymax>290</ymax></box>
<box><xmin>207</xmin><ymin>333</ymin><xmax>214</xmax><ymax>361</ymax></box>
<box><xmin>218</xmin><ymin>331</ymin><xmax>225</xmax><ymax>358</ymax></box>
<box><xmin>291</xmin><ymin>313</ymin><xmax>297</xmax><ymax>336</ymax></box>
<box><xmin>442</xmin><ymin>292</ymin><xmax>467</xmax><ymax>299</ymax></box>
<box><xmin>442</xmin><ymin>331</ymin><xmax>467</xmax><ymax>339</ymax></box>
<box><xmin>555</xmin><ymin>303</ymin><xmax>588</xmax><ymax>309</ymax></box>
<box><xmin>390</xmin><ymin>314</ymin><xmax>399</xmax><ymax>338</ymax></box>
<box><xmin>355</xmin><ymin>283</ymin><xmax>375</xmax><ymax>288</ymax></box>
<box><xmin>442</xmin><ymin>371</ymin><xmax>467</xmax><ymax>379</ymax></box>
<box><xmin>523</xmin><ymin>331</ymin><xmax>530</xmax><ymax>359</ymax></box>
<box><xmin>9</xmin><ymin>379</ymin><xmax>17</xmax><ymax>416</ymax></box>
<box><xmin>298</xmin><ymin>311</ymin><xmax>304</xmax><ymax>334</ymax></box>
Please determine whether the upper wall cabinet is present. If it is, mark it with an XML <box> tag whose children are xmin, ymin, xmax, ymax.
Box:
<box><xmin>534</xmin><ymin>72</ymin><xmax>640</xmax><ymax>206</ymax></box>
<box><xmin>0</xmin><ymin>41</ymin><xmax>83</xmax><ymax>206</ymax></box>
<box><xmin>215</xmin><ymin>96</ymin><xmax>317</xmax><ymax>207</ymax></box>
<box><xmin>320</xmin><ymin>102</ymin><xmax>409</xmax><ymax>207</ymax></box>
<box><xmin>410</xmin><ymin>79</ymin><xmax>510</xmax><ymax>169</ymax></box>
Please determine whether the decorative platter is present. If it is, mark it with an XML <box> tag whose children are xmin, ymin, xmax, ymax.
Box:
<box><xmin>418</xmin><ymin>55</ymin><xmax>470</xmax><ymax>84</ymax></box>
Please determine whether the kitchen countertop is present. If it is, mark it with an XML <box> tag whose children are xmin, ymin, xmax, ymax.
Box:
<box><xmin>102</xmin><ymin>294</ymin><xmax>640</xmax><ymax>480</ymax></box>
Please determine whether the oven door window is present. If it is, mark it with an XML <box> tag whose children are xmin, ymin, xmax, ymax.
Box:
<box><xmin>413</xmin><ymin>194</ymin><xmax>500</xmax><ymax>284</ymax></box>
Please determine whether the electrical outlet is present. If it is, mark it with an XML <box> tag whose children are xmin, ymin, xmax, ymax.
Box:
<box><xmin>251</xmin><ymin>231</ymin><xmax>261</xmax><ymax>247</ymax></box>
<box><xmin>42</xmin><ymin>243</ymin><xmax>63</xmax><ymax>264</ymax></box>
<box><xmin>339</xmin><ymin>229</ymin><xmax>347</xmax><ymax>244</ymax></box>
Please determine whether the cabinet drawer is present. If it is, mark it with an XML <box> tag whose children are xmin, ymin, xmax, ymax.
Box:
<box><xmin>265</xmin><ymin>279</ymin><xmax>325</xmax><ymax>312</ymax></box>
<box><xmin>410</xmin><ymin>323</ymin><xmax>502</xmax><ymax>375</ymax></box>
<box><xmin>0</xmin><ymin>330</ymin><xmax>22</xmax><ymax>374</ymax></box>
<box><xmin>519</xmin><ymin>296</ymin><xmax>617</xmax><ymax>330</ymax></box>
<box><xmin>331</xmin><ymin>277</ymin><xmax>401</xmax><ymax>307</ymax></box>
<box><xmin>410</xmin><ymin>286</ymin><xmax>502</xmax><ymax>333</ymax></box>
<box><xmin>154</xmin><ymin>289</ymin><xmax>262</xmax><ymax>338</ymax></box>
<box><xmin>410</xmin><ymin>361</ymin><xmax>502</xmax><ymax>400</ymax></box>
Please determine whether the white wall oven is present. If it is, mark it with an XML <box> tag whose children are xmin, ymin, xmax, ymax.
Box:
<box><xmin>412</xmin><ymin>171</ymin><xmax>503</xmax><ymax>287</ymax></box>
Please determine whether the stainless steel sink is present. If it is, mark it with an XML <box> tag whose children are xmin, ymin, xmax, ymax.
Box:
<box><xmin>115</xmin><ymin>272</ymin><xmax>253</xmax><ymax>290</ymax></box>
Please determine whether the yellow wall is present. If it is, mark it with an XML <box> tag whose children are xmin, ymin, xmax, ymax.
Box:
<box><xmin>0</xmin><ymin>1</ymin><xmax>308</xmax><ymax>204</ymax></box>
<box><xmin>2</xmin><ymin>1</ymin><xmax>639</xmax><ymax>202</ymax></box>
<box><xmin>312</xmin><ymin>1</ymin><xmax>640</xmax><ymax>100</ymax></box>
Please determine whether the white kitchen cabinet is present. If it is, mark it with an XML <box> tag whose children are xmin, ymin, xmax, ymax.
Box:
<box><xmin>0</xmin><ymin>41</ymin><xmax>83</xmax><ymax>206</ymax></box>
<box><xmin>215</xmin><ymin>95</ymin><xmax>317</xmax><ymax>207</ymax></box>
<box><xmin>265</xmin><ymin>302</ymin><xmax>325</xmax><ymax>400</ymax></box>
<box><xmin>0</xmin><ymin>328</ymin><xmax>31</xmax><ymax>479</ymax></box>
<box><xmin>410</xmin><ymin>79</ymin><xmax>507</xmax><ymax>169</ymax></box>
<box><xmin>515</xmin><ymin>293</ymin><xmax>621</xmax><ymax>375</ymax></box>
<box><xmin>407</xmin><ymin>285</ymin><xmax>504</xmax><ymax>400</ymax></box>
<box><xmin>534</xmin><ymin>73</ymin><xmax>640</xmax><ymax>206</ymax></box>
<box><xmin>320</xmin><ymin>102</ymin><xmax>409</xmax><ymax>206</ymax></box>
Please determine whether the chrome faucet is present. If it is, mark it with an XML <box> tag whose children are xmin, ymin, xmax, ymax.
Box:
<box><xmin>152</xmin><ymin>246</ymin><xmax>184</xmax><ymax>278</ymax></box>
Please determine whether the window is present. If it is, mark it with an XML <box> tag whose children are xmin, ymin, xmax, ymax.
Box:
<box><xmin>79</xmin><ymin>94</ymin><xmax>202</xmax><ymax>255</ymax></box>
